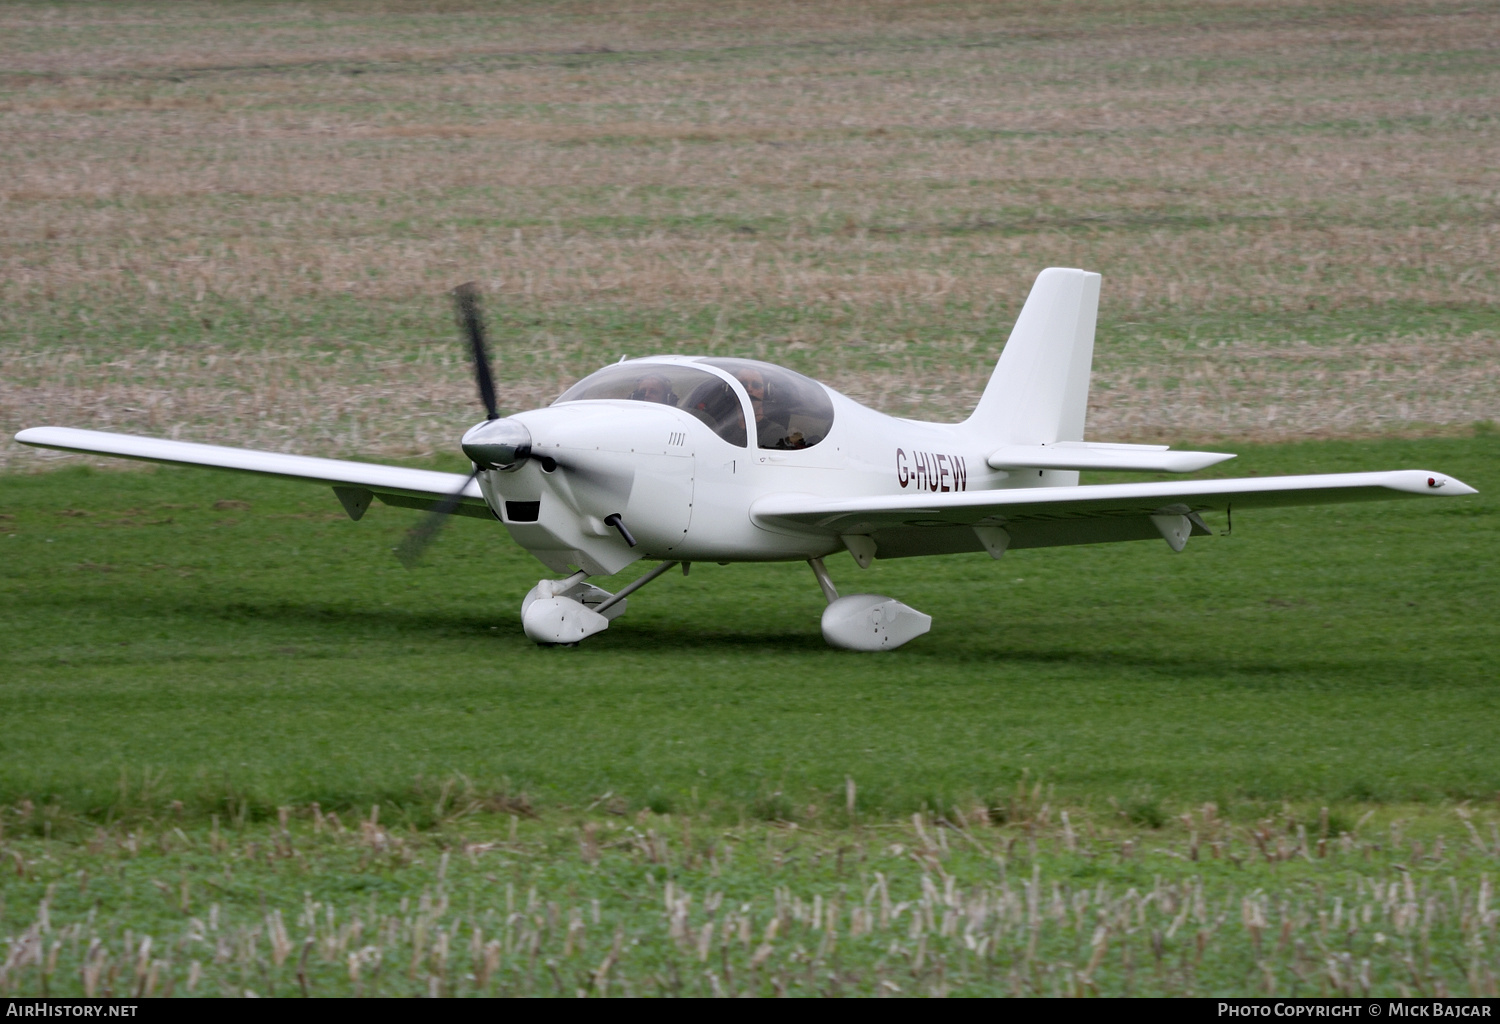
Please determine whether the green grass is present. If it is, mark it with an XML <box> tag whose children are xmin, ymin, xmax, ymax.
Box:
<box><xmin>2</xmin><ymin>432</ymin><xmax>1496</xmax><ymax>999</ymax></box>
<box><xmin>2</xmin><ymin>435</ymin><xmax>1496</xmax><ymax>824</ymax></box>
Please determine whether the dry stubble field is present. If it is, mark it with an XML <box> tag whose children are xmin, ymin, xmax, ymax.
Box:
<box><xmin>2</xmin><ymin>0</ymin><xmax>1498</xmax><ymax>469</ymax></box>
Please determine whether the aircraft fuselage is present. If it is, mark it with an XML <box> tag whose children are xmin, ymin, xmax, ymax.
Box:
<box><xmin>479</xmin><ymin>356</ymin><xmax>1074</xmax><ymax>575</ymax></box>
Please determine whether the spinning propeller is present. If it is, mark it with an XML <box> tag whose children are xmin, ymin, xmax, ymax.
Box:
<box><xmin>395</xmin><ymin>282</ymin><xmax>529</xmax><ymax>568</ymax></box>
<box><xmin>458</xmin><ymin>281</ymin><xmax>500</xmax><ymax>423</ymax></box>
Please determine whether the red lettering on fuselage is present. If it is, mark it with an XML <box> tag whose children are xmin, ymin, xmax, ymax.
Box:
<box><xmin>896</xmin><ymin>448</ymin><xmax>967</xmax><ymax>492</ymax></box>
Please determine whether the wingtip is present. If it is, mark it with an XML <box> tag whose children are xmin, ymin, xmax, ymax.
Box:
<box><xmin>1405</xmin><ymin>471</ymin><xmax>1477</xmax><ymax>496</ymax></box>
<box><xmin>14</xmin><ymin>426</ymin><xmax>58</xmax><ymax>446</ymax></box>
<box><xmin>1164</xmin><ymin>450</ymin><xmax>1237</xmax><ymax>472</ymax></box>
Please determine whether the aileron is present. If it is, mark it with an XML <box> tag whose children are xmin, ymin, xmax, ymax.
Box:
<box><xmin>15</xmin><ymin>427</ymin><xmax>487</xmax><ymax>511</ymax></box>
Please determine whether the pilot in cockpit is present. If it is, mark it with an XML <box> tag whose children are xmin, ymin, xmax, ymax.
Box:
<box><xmin>629</xmin><ymin>373</ymin><xmax>677</xmax><ymax>406</ymax></box>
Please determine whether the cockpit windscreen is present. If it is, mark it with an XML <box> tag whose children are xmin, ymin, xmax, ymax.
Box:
<box><xmin>552</xmin><ymin>364</ymin><xmax>748</xmax><ymax>447</ymax></box>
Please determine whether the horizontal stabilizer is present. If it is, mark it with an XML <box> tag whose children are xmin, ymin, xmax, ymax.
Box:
<box><xmin>14</xmin><ymin>427</ymin><xmax>489</xmax><ymax>516</ymax></box>
<box><xmin>988</xmin><ymin>441</ymin><xmax>1236</xmax><ymax>474</ymax></box>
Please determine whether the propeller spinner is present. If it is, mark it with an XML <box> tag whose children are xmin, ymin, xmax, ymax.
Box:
<box><xmin>461</xmin><ymin>416</ymin><xmax>531</xmax><ymax>471</ymax></box>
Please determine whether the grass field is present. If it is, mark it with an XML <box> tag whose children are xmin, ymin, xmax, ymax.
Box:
<box><xmin>0</xmin><ymin>437</ymin><xmax>1498</xmax><ymax>997</ymax></box>
<box><xmin>3</xmin><ymin>0</ymin><xmax>1499</xmax><ymax>997</ymax></box>
<box><xmin>3</xmin><ymin>435</ymin><xmax>1497</xmax><ymax>823</ymax></box>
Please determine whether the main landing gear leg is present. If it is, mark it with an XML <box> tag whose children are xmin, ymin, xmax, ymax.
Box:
<box><xmin>809</xmin><ymin>556</ymin><xmax>933</xmax><ymax>652</ymax></box>
<box><xmin>521</xmin><ymin>561</ymin><xmax>681</xmax><ymax>646</ymax></box>
<box><xmin>808</xmin><ymin>557</ymin><xmax>839</xmax><ymax>603</ymax></box>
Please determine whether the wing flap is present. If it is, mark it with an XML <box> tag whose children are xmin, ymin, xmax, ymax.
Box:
<box><xmin>14</xmin><ymin>427</ymin><xmax>488</xmax><ymax>512</ymax></box>
<box><xmin>753</xmin><ymin>469</ymin><xmax>1476</xmax><ymax>539</ymax></box>
<box><xmin>867</xmin><ymin>516</ymin><xmax>1215</xmax><ymax>559</ymax></box>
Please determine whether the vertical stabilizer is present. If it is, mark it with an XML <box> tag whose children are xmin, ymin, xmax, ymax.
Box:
<box><xmin>965</xmin><ymin>268</ymin><xmax>1101</xmax><ymax>444</ymax></box>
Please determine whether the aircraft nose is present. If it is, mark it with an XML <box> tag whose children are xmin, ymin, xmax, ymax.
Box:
<box><xmin>462</xmin><ymin>417</ymin><xmax>532</xmax><ymax>470</ymax></box>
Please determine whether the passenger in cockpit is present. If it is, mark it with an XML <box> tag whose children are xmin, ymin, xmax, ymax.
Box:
<box><xmin>734</xmin><ymin>365</ymin><xmax>807</xmax><ymax>449</ymax></box>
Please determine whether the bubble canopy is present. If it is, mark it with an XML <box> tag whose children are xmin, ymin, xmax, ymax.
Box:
<box><xmin>553</xmin><ymin>359</ymin><xmax>835</xmax><ymax>450</ymax></box>
<box><xmin>699</xmin><ymin>359</ymin><xmax>835</xmax><ymax>450</ymax></box>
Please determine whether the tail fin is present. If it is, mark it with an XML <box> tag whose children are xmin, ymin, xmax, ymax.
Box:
<box><xmin>965</xmin><ymin>267</ymin><xmax>1100</xmax><ymax>444</ymax></box>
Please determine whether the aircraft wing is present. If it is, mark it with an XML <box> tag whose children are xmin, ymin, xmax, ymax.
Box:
<box><xmin>751</xmin><ymin>469</ymin><xmax>1477</xmax><ymax>559</ymax></box>
<box><xmin>13</xmin><ymin>427</ymin><xmax>492</xmax><ymax>520</ymax></box>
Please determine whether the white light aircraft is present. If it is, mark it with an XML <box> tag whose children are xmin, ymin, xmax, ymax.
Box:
<box><xmin>15</xmin><ymin>269</ymin><xmax>1477</xmax><ymax>650</ymax></box>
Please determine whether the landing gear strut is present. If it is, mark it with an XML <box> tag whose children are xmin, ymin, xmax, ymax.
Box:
<box><xmin>518</xmin><ymin>558</ymin><xmax>931</xmax><ymax>650</ymax></box>
<box><xmin>521</xmin><ymin>561</ymin><xmax>683</xmax><ymax>646</ymax></box>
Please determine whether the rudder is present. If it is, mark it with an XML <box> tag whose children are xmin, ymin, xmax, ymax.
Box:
<box><xmin>965</xmin><ymin>267</ymin><xmax>1101</xmax><ymax>444</ymax></box>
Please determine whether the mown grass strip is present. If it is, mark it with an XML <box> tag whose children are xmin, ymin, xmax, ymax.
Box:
<box><xmin>2</xmin><ymin>436</ymin><xmax>1494</xmax><ymax>823</ymax></box>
